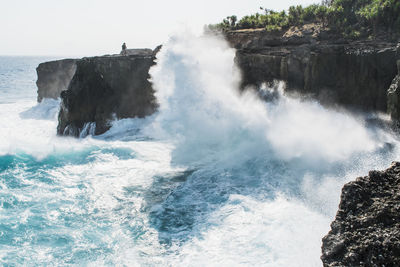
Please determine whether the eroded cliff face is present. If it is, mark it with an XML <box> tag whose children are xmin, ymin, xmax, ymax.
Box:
<box><xmin>321</xmin><ymin>162</ymin><xmax>400</xmax><ymax>267</ymax></box>
<box><xmin>57</xmin><ymin>52</ymin><xmax>158</xmax><ymax>137</ymax></box>
<box><xmin>36</xmin><ymin>59</ymin><xmax>77</xmax><ymax>102</ymax></box>
<box><xmin>225</xmin><ymin>25</ymin><xmax>398</xmax><ymax>112</ymax></box>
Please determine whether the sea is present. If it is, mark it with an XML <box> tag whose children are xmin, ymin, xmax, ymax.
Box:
<box><xmin>0</xmin><ymin>33</ymin><xmax>399</xmax><ymax>266</ymax></box>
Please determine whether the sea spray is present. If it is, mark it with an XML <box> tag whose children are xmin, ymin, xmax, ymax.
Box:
<box><xmin>147</xmin><ymin>33</ymin><xmax>270</xmax><ymax>167</ymax></box>
<box><xmin>0</xmin><ymin>36</ymin><xmax>399</xmax><ymax>266</ymax></box>
<box><xmin>140</xmin><ymin>32</ymin><xmax>400</xmax><ymax>265</ymax></box>
<box><xmin>147</xmin><ymin>32</ymin><xmax>383</xmax><ymax>168</ymax></box>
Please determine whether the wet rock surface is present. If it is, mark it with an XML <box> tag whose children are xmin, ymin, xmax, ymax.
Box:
<box><xmin>57</xmin><ymin>51</ymin><xmax>158</xmax><ymax>137</ymax></box>
<box><xmin>321</xmin><ymin>162</ymin><xmax>400</xmax><ymax>267</ymax></box>
<box><xmin>225</xmin><ymin>25</ymin><xmax>398</xmax><ymax>112</ymax></box>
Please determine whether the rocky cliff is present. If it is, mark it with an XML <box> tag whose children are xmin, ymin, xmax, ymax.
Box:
<box><xmin>36</xmin><ymin>59</ymin><xmax>77</xmax><ymax>102</ymax></box>
<box><xmin>37</xmin><ymin>27</ymin><xmax>399</xmax><ymax>138</ymax></box>
<box><xmin>57</xmin><ymin>50</ymin><xmax>158</xmax><ymax>137</ymax></box>
<box><xmin>387</xmin><ymin>45</ymin><xmax>400</xmax><ymax>120</ymax></box>
<box><xmin>225</xmin><ymin>25</ymin><xmax>398</xmax><ymax>112</ymax></box>
<box><xmin>321</xmin><ymin>162</ymin><xmax>400</xmax><ymax>266</ymax></box>
<box><xmin>224</xmin><ymin>29</ymin><xmax>400</xmax><ymax>266</ymax></box>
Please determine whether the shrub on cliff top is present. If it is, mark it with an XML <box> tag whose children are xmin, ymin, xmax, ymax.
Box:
<box><xmin>208</xmin><ymin>0</ymin><xmax>400</xmax><ymax>39</ymax></box>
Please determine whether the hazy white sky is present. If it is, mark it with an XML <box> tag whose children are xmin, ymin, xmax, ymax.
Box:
<box><xmin>1</xmin><ymin>0</ymin><xmax>318</xmax><ymax>56</ymax></box>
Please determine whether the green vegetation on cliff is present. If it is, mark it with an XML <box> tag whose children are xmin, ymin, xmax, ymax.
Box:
<box><xmin>209</xmin><ymin>0</ymin><xmax>400</xmax><ymax>39</ymax></box>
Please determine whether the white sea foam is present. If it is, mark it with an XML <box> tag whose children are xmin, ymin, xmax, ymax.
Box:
<box><xmin>141</xmin><ymin>31</ymin><xmax>400</xmax><ymax>266</ymax></box>
<box><xmin>19</xmin><ymin>98</ymin><xmax>60</xmax><ymax>120</ymax></box>
<box><xmin>1</xmin><ymin>33</ymin><xmax>399</xmax><ymax>266</ymax></box>
<box><xmin>165</xmin><ymin>194</ymin><xmax>330</xmax><ymax>267</ymax></box>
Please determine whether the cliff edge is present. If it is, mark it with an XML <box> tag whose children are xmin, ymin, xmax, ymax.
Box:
<box><xmin>321</xmin><ymin>162</ymin><xmax>400</xmax><ymax>266</ymax></box>
<box><xmin>37</xmin><ymin>28</ymin><xmax>399</xmax><ymax>138</ymax></box>
<box><xmin>57</xmin><ymin>50</ymin><xmax>159</xmax><ymax>137</ymax></box>
<box><xmin>225</xmin><ymin>25</ymin><xmax>398</xmax><ymax>112</ymax></box>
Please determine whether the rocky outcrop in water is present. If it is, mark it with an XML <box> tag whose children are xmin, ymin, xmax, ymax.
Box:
<box><xmin>321</xmin><ymin>162</ymin><xmax>400</xmax><ymax>266</ymax></box>
<box><xmin>225</xmin><ymin>25</ymin><xmax>398</xmax><ymax>112</ymax></box>
<box><xmin>36</xmin><ymin>59</ymin><xmax>77</xmax><ymax>102</ymax></box>
<box><xmin>57</xmin><ymin>49</ymin><xmax>159</xmax><ymax>137</ymax></box>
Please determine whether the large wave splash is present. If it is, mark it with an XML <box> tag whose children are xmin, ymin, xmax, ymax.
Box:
<box><xmin>1</xmin><ymin>34</ymin><xmax>399</xmax><ymax>266</ymax></box>
<box><xmin>147</xmin><ymin>32</ymin><xmax>391</xmax><ymax>167</ymax></box>
<box><xmin>136</xmin><ymin>32</ymin><xmax>399</xmax><ymax>265</ymax></box>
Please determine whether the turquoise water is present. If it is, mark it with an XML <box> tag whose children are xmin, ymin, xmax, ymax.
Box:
<box><xmin>0</xmin><ymin>35</ymin><xmax>399</xmax><ymax>266</ymax></box>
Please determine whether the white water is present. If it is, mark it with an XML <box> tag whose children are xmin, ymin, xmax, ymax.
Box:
<box><xmin>0</xmin><ymin>35</ymin><xmax>399</xmax><ymax>266</ymax></box>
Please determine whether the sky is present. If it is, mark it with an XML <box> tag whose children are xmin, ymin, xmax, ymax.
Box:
<box><xmin>1</xmin><ymin>0</ymin><xmax>318</xmax><ymax>57</ymax></box>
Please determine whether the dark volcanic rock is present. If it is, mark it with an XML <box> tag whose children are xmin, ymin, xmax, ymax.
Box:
<box><xmin>57</xmin><ymin>51</ymin><xmax>158</xmax><ymax>137</ymax></box>
<box><xmin>36</xmin><ymin>59</ymin><xmax>77</xmax><ymax>102</ymax></box>
<box><xmin>225</xmin><ymin>25</ymin><xmax>398</xmax><ymax>112</ymax></box>
<box><xmin>321</xmin><ymin>162</ymin><xmax>400</xmax><ymax>267</ymax></box>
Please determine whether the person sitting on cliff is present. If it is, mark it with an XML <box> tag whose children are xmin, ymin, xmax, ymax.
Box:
<box><xmin>121</xmin><ymin>42</ymin><xmax>127</xmax><ymax>56</ymax></box>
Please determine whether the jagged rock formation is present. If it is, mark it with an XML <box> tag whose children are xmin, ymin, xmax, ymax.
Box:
<box><xmin>321</xmin><ymin>162</ymin><xmax>400</xmax><ymax>267</ymax></box>
<box><xmin>225</xmin><ymin>25</ymin><xmax>398</xmax><ymax>112</ymax></box>
<box><xmin>57</xmin><ymin>49</ymin><xmax>158</xmax><ymax>137</ymax></box>
<box><xmin>36</xmin><ymin>59</ymin><xmax>77</xmax><ymax>102</ymax></box>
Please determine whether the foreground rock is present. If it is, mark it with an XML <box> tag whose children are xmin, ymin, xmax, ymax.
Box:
<box><xmin>321</xmin><ymin>162</ymin><xmax>400</xmax><ymax>266</ymax></box>
<box><xmin>57</xmin><ymin>49</ymin><xmax>159</xmax><ymax>137</ymax></box>
<box><xmin>225</xmin><ymin>24</ymin><xmax>398</xmax><ymax>112</ymax></box>
<box><xmin>36</xmin><ymin>59</ymin><xmax>77</xmax><ymax>102</ymax></box>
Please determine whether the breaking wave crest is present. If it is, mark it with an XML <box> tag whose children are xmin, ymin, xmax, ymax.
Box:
<box><xmin>0</xmin><ymin>34</ymin><xmax>399</xmax><ymax>266</ymax></box>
